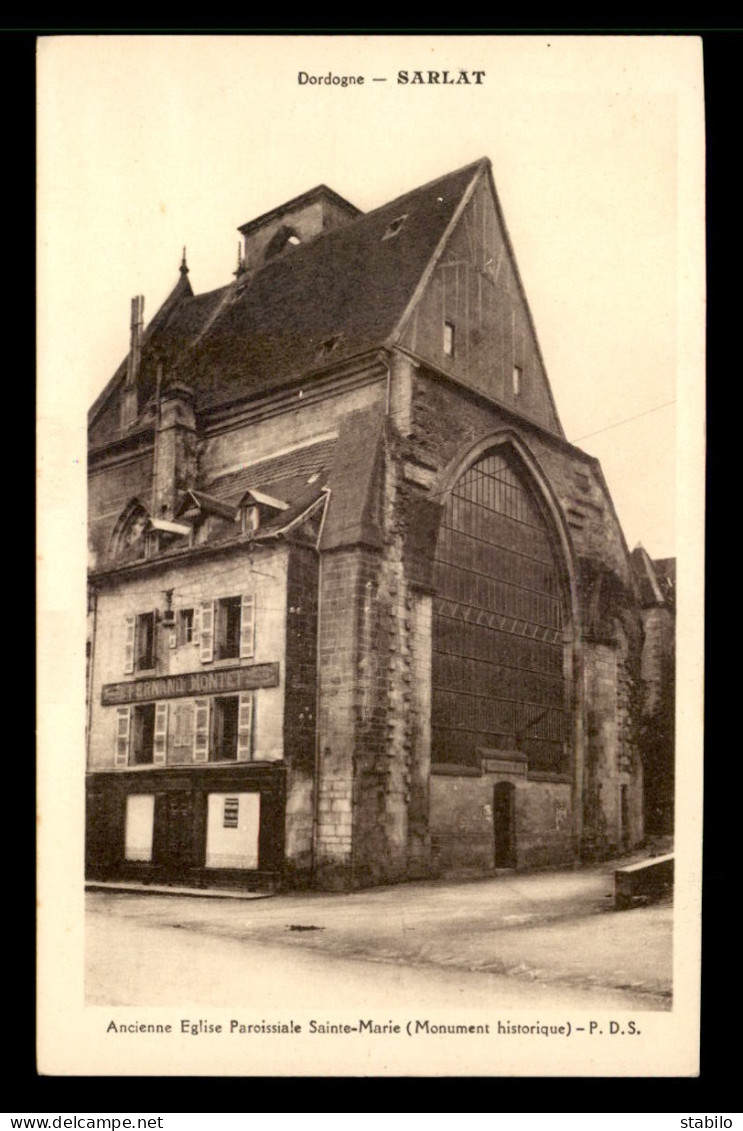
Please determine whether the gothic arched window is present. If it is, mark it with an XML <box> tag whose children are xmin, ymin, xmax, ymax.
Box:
<box><xmin>432</xmin><ymin>449</ymin><xmax>569</xmax><ymax>773</ymax></box>
<box><xmin>110</xmin><ymin>498</ymin><xmax>151</xmax><ymax>563</ymax></box>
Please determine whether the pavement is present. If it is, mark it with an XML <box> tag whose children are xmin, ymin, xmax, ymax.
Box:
<box><xmin>86</xmin><ymin>879</ymin><xmax>271</xmax><ymax>899</ymax></box>
<box><xmin>86</xmin><ymin>858</ymin><xmax>673</xmax><ymax>1009</ymax></box>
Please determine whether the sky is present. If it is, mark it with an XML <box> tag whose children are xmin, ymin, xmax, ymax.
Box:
<box><xmin>38</xmin><ymin>35</ymin><xmax>705</xmax><ymax>560</ymax></box>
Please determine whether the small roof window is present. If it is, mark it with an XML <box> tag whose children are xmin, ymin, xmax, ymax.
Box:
<box><xmin>382</xmin><ymin>214</ymin><xmax>408</xmax><ymax>240</ymax></box>
<box><xmin>265</xmin><ymin>224</ymin><xmax>303</xmax><ymax>260</ymax></box>
<box><xmin>317</xmin><ymin>333</ymin><xmax>343</xmax><ymax>358</ymax></box>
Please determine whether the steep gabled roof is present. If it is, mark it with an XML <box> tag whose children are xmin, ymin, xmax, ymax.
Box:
<box><xmin>189</xmin><ymin>160</ymin><xmax>485</xmax><ymax>410</ymax></box>
<box><xmin>176</xmin><ymin>489</ymin><xmax>237</xmax><ymax>521</ymax></box>
<box><xmin>206</xmin><ymin>436</ymin><xmax>337</xmax><ymax>502</ymax></box>
<box><xmin>88</xmin><ymin>269</ymin><xmax>195</xmax><ymax>428</ymax></box>
<box><xmin>90</xmin><ymin>160</ymin><xmax>486</xmax><ymax>423</ymax></box>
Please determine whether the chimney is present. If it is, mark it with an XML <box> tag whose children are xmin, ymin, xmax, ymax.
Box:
<box><xmin>126</xmin><ymin>295</ymin><xmax>144</xmax><ymax>384</ymax></box>
<box><xmin>152</xmin><ymin>381</ymin><xmax>197</xmax><ymax>521</ymax></box>
<box><xmin>121</xmin><ymin>295</ymin><xmax>145</xmax><ymax>431</ymax></box>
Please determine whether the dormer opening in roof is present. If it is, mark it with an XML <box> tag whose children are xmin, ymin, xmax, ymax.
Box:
<box><xmin>237</xmin><ymin>488</ymin><xmax>289</xmax><ymax>537</ymax></box>
<box><xmin>237</xmin><ymin>184</ymin><xmax>361</xmax><ymax>272</ymax></box>
<box><xmin>264</xmin><ymin>225</ymin><xmax>303</xmax><ymax>260</ymax></box>
<box><xmin>145</xmin><ymin>516</ymin><xmax>192</xmax><ymax>558</ymax></box>
<box><xmin>382</xmin><ymin>214</ymin><xmax>408</xmax><ymax>240</ymax></box>
<box><xmin>175</xmin><ymin>489</ymin><xmax>237</xmax><ymax>546</ymax></box>
<box><xmin>316</xmin><ymin>332</ymin><xmax>344</xmax><ymax>361</ymax></box>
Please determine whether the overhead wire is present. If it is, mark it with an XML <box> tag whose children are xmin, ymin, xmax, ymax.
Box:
<box><xmin>571</xmin><ymin>399</ymin><xmax>676</xmax><ymax>443</ymax></box>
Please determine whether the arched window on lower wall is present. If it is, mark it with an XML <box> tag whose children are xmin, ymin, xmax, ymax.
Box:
<box><xmin>432</xmin><ymin>447</ymin><xmax>571</xmax><ymax>774</ymax></box>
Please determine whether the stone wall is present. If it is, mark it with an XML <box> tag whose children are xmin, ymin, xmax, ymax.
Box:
<box><xmin>640</xmin><ymin>605</ymin><xmax>675</xmax><ymax>835</ymax></box>
<box><xmin>406</xmin><ymin>368</ymin><xmax>633</xmax><ymax>586</ymax></box>
<box><xmin>582</xmin><ymin>628</ymin><xmax>644</xmax><ymax>859</ymax></box>
<box><xmin>314</xmin><ymin>548</ymin><xmax>371</xmax><ymax>887</ymax></box>
<box><xmin>387</xmin><ymin>360</ymin><xmax>644</xmax><ymax>872</ymax></box>
<box><xmin>430</xmin><ymin>770</ymin><xmax>573</xmax><ymax>872</ymax></box>
<box><xmin>200</xmin><ymin>378</ymin><xmax>386</xmax><ymax>481</ymax></box>
<box><xmin>88</xmin><ymin>443</ymin><xmax>154</xmax><ymax>567</ymax></box>
<box><xmin>314</xmin><ymin>456</ymin><xmax>434</xmax><ymax>888</ymax></box>
<box><xmin>282</xmin><ymin>542</ymin><xmax>319</xmax><ymax>885</ymax></box>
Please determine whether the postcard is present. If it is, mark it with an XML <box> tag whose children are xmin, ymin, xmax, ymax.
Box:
<box><xmin>37</xmin><ymin>33</ymin><xmax>704</xmax><ymax>1077</ymax></box>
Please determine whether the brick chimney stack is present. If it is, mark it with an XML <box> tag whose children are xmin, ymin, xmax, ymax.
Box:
<box><xmin>126</xmin><ymin>295</ymin><xmax>144</xmax><ymax>384</ymax></box>
<box><xmin>120</xmin><ymin>295</ymin><xmax>144</xmax><ymax>431</ymax></box>
<box><xmin>152</xmin><ymin>381</ymin><xmax>197</xmax><ymax>520</ymax></box>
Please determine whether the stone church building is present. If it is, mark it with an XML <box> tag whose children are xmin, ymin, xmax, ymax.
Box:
<box><xmin>86</xmin><ymin>157</ymin><xmax>660</xmax><ymax>890</ymax></box>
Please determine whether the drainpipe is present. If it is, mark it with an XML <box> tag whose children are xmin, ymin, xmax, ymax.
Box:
<box><xmin>86</xmin><ymin>584</ymin><xmax>97</xmax><ymax>771</ymax></box>
<box><xmin>310</xmin><ymin>489</ymin><xmax>331</xmax><ymax>886</ymax></box>
<box><xmin>571</xmin><ymin>620</ymin><xmax>586</xmax><ymax>863</ymax></box>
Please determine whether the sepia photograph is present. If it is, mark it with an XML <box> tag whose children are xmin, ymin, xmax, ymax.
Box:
<box><xmin>37</xmin><ymin>34</ymin><xmax>704</xmax><ymax>1077</ymax></box>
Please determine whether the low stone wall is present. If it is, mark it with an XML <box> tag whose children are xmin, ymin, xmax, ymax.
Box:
<box><xmin>430</xmin><ymin>768</ymin><xmax>574</xmax><ymax>873</ymax></box>
<box><xmin>615</xmin><ymin>853</ymin><xmax>674</xmax><ymax>908</ymax></box>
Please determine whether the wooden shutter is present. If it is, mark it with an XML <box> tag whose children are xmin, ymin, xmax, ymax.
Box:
<box><xmin>124</xmin><ymin>616</ymin><xmax>135</xmax><ymax>674</ymax></box>
<box><xmin>153</xmin><ymin>702</ymin><xmax>168</xmax><ymax>765</ymax></box>
<box><xmin>193</xmin><ymin>698</ymin><xmax>210</xmax><ymax>763</ymax></box>
<box><xmin>240</xmin><ymin>594</ymin><xmax>256</xmax><ymax>659</ymax></box>
<box><xmin>200</xmin><ymin>600</ymin><xmax>214</xmax><ymax>663</ymax></box>
<box><xmin>192</xmin><ymin>604</ymin><xmax>200</xmax><ymax>646</ymax></box>
<box><xmin>115</xmin><ymin>706</ymin><xmax>131</xmax><ymax>767</ymax></box>
<box><xmin>237</xmin><ymin>693</ymin><xmax>253</xmax><ymax>761</ymax></box>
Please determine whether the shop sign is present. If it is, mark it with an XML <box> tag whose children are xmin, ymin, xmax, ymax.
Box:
<box><xmin>102</xmin><ymin>663</ymin><xmax>280</xmax><ymax>705</ymax></box>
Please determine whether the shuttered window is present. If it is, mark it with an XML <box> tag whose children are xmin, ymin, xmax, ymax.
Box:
<box><xmin>115</xmin><ymin>706</ymin><xmax>131</xmax><ymax>766</ymax></box>
<box><xmin>240</xmin><ymin>594</ymin><xmax>256</xmax><ymax>659</ymax></box>
<box><xmin>177</xmin><ymin>608</ymin><xmax>195</xmax><ymax>646</ymax></box>
<box><xmin>169</xmin><ymin>701</ymin><xmax>195</xmax><ymax>764</ymax></box>
<box><xmin>216</xmin><ymin>597</ymin><xmax>241</xmax><ymax>660</ymax></box>
<box><xmin>153</xmin><ymin>702</ymin><xmax>168</xmax><ymax>765</ymax></box>
<box><xmin>123</xmin><ymin>618</ymin><xmax>135</xmax><ymax>675</ymax></box>
<box><xmin>237</xmin><ymin>693</ymin><xmax>254</xmax><ymax>761</ymax></box>
<box><xmin>193</xmin><ymin>698</ymin><xmax>210</xmax><ymax>763</ymax></box>
<box><xmin>131</xmin><ymin>703</ymin><xmax>156</xmax><ymax>765</ymax></box>
<box><xmin>212</xmin><ymin>696</ymin><xmax>239</xmax><ymax>761</ymax></box>
<box><xmin>200</xmin><ymin>594</ymin><xmax>257</xmax><ymax>664</ymax></box>
<box><xmin>124</xmin><ymin>612</ymin><xmax>155</xmax><ymax>674</ymax></box>
<box><xmin>200</xmin><ymin>601</ymin><xmax>214</xmax><ymax>664</ymax></box>
<box><xmin>135</xmin><ymin>612</ymin><xmax>155</xmax><ymax>671</ymax></box>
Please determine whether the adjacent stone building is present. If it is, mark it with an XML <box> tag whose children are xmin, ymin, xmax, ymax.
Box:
<box><xmin>631</xmin><ymin>546</ymin><xmax>676</xmax><ymax>837</ymax></box>
<box><xmin>86</xmin><ymin>157</ymin><xmax>660</xmax><ymax>890</ymax></box>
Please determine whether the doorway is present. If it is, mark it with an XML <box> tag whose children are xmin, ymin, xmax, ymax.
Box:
<box><xmin>493</xmin><ymin>782</ymin><xmax>516</xmax><ymax>868</ymax></box>
<box><xmin>152</xmin><ymin>790</ymin><xmax>196</xmax><ymax>875</ymax></box>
